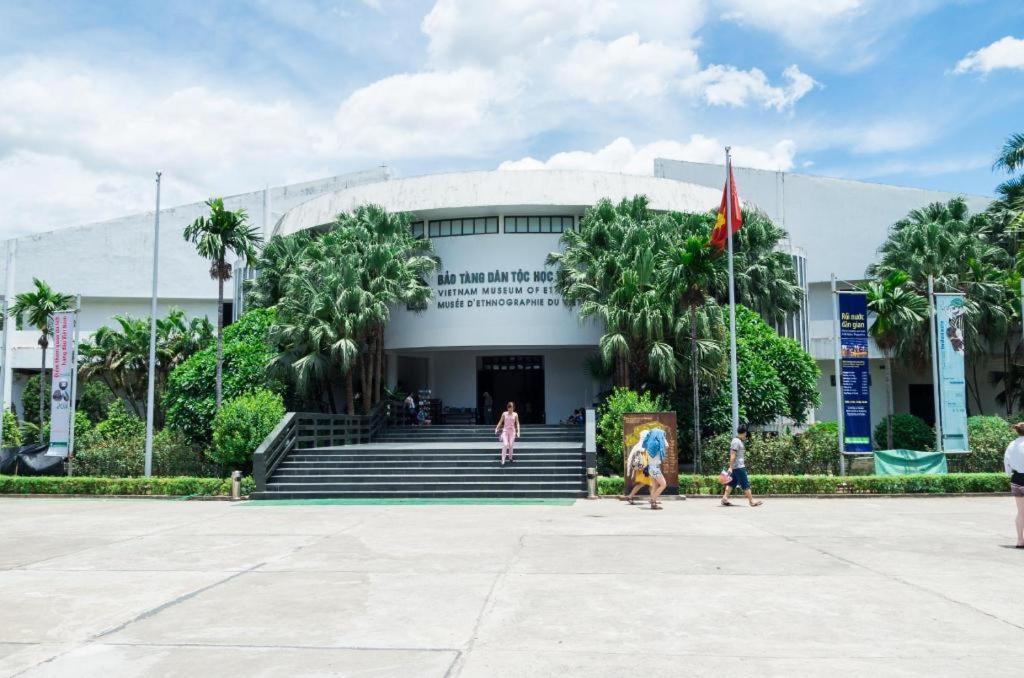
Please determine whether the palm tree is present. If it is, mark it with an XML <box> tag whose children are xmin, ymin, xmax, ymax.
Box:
<box><xmin>868</xmin><ymin>197</ymin><xmax>1012</xmax><ymax>412</ymax></box>
<box><xmin>664</xmin><ymin>214</ymin><xmax>727</xmax><ymax>469</ymax></box>
<box><xmin>244</xmin><ymin>230</ymin><xmax>314</xmax><ymax>309</ymax></box>
<box><xmin>184</xmin><ymin>198</ymin><xmax>263</xmax><ymax>409</ymax></box>
<box><xmin>862</xmin><ymin>271</ymin><xmax>928</xmax><ymax>449</ymax></box>
<box><xmin>10</xmin><ymin>278</ymin><xmax>74</xmax><ymax>428</ymax></box>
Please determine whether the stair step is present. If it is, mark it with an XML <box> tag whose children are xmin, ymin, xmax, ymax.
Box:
<box><xmin>270</xmin><ymin>474</ymin><xmax>583</xmax><ymax>483</ymax></box>
<box><xmin>255</xmin><ymin>490</ymin><xmax>586</xmax><ymax>499</ymax></box>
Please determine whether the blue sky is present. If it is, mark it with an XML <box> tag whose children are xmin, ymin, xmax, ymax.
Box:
<box><xmin>0</xmin><ymin>0</ymin><xmax>1021</xmax><ymax>236</ymax></box>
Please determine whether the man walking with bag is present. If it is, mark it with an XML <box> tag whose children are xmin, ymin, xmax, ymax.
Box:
<box><xmin>721</xmin><ymin>424</ymin><xmax>762</xmax><ymax>507</ymax></box>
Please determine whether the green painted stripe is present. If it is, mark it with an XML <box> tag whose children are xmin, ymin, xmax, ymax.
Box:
<box><xmin>240</xmin><ymin>498</ymin><xmax>577</xmax><ymax>506</ymax></box>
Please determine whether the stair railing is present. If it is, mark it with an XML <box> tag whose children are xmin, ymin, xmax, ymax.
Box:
<box><xmin>253</xmin><ymin>401</ymin><xmax>391</xmax><ymax>494</ymax></box>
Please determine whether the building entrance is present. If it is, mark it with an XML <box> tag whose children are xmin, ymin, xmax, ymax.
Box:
<box><xmin>477</xmin><ymin>355</ymin><xmax>545</xmax><ymax>424</ymax></box>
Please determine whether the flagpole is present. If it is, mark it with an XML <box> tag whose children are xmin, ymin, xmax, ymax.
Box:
<box><xmin>144</xmin><ymin>172</ymin><xmax>161</xmax><ymax>478</ymax></box>
<box><xmin>725</xmin><ymin>148</ymin><xmax>739</xmax><ymax>434</ymax></box>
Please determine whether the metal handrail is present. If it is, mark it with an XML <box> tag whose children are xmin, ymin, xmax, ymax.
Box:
<box><xmin>252</xmin><ymin>402</ymin><xmax>391</xmax><ymax>494</ymax></box>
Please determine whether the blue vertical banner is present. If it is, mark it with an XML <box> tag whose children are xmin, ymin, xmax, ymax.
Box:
<box><xmin>839</xmin><ymin>294</ymin><xmax>872</xmax><ymax>452</ymax></box>
<box><xmin>935</xmin><ymin>295</ymin><xmax>969</xmax><ymax>452</ymax></box>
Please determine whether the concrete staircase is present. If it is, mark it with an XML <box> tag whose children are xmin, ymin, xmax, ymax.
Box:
<box><xmin>259</xmin><ymin>425</ymin><xmax>587</xmax><ymax>499</ymax></box>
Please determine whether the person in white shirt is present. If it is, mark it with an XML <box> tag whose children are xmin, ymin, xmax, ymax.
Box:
<box><xmin>1003</xmin><ymin>422</ymin><xmax>1024</xmax><ymax>549</ymax></box>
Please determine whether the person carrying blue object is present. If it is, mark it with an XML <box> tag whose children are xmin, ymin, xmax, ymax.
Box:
<box><xmin>644</xmin><ymin>428</ymin><xmax>668</xmax><ymax>510</ymax></box>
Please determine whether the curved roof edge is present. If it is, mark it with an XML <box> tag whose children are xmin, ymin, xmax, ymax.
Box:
<box><xmin>274</xmin><ymin>169</ymin><xmax>722</xmax><ymax>236</ymax></box>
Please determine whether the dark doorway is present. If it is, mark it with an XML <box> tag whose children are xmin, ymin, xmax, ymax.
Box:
<box><xmin>477</xmin><ymin>356</ymin><xmax>545</xmax><ymax>424</ymax></box>
<box><xmin>908</xmin><ymin>384</ymin><xmax>935</xmax><ymax>425</ymax></box>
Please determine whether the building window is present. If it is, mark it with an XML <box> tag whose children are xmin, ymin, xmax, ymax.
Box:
<box><xmin>427</xmin><ymin>217</ymin><xmax>498</xmax><ymax>238</ymax></box>
<box><xmin>411</xmin><ymin>221</ymin><xmax>425</xmax><ymax>238</ymax></box>
<box><xmin>504</xmin><ymin>215</ymin><xmax>575</xmax><ymax>234</ymax></box>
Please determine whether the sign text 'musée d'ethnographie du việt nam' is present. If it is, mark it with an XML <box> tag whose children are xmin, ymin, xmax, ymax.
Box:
<box><xmin>432</xmin><ymin>267</ymin><xmax>563</xmax><ymax>311</ymax></box>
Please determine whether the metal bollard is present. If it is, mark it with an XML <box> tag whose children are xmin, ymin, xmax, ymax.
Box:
<box><xmin>231</xmin><ymin>470</ymin><xmax>242</xmax><ymax>501</ymax></box>
<box><xmin>586</xmin><ymin>467</ymin><xmax>597</xmax><ymax>499</ymax></box>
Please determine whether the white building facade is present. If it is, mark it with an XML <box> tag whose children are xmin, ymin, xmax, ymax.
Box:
<box><xmin>0</xmin><ymin>164</ymin><xmax>994</xmax><ymax>429</ymax></box>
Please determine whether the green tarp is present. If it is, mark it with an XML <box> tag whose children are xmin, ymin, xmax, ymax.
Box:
<box><xmin>873</xmin><ymin>449</ymin><xmax>948</xmax><ymax>476</ymax></box>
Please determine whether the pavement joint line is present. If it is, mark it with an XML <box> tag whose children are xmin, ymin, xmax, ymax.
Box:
<box><xmin>446</xmin><ymin>532</ymin><xmax>528</xmax><ymax>678</ymax></box>
<box><xmin>93</xmin><ymin>562</ymin><xmax>267</xmax><ymax>640</ymax></box>
<box><xmin>94</xmin><ymin>640</ymin><xmax>463</xmax><ymax>653</ymax></box>
<box><xmin>5</xmin><ymin>513</ymin><xmax>219</xmax><ymax>570</ymax></box>
<box><xmin>767</xmin><ymin>530</ymin><xmax>1024</xmax><ymax>633</ymax></box>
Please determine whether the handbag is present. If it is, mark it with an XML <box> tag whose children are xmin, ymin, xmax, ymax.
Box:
<box><xmin>718</xmin><ymin>469</ymin><xmax>733</xmax><ymax>485</ymax></box>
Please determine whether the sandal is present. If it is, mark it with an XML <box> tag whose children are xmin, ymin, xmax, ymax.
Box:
<box><xmin>626</xmin><ymin>497</ymin><xmax>636</xmax><ymax>505</ymax></box>
<box><xmin>721</xmin><ymin>499</ymin><xmax>733</xmax><ymax>507</ymax></box>
<box><xmin>750</xmin><ymin>500</ymin><xmax>763</xmax><ymax>507</ymax></box>
<box><xmin>650</xmin><ymin>503</ymin><xmax>663</xmax><ymax>510</ymax></box>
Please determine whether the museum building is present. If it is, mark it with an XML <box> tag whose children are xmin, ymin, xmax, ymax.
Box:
<box><xmin>0</xmin><ymin>163</ymin><xmax>993</xmax><ymax>429</ymax></box>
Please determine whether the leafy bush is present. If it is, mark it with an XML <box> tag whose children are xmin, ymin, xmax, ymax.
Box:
<box><xmin>0</xmin><ymin>474</ymin><xmax>251</xmax><ymax>496</ymax></box>
<box><xmin>20</xmin><ymin>373</ymin><xmax>49</xmax><ymax>424</ymax></box>
<box><xmin>19</xmin><ymin>411</ymin><xmax>91</xmax><ymax>446</ymax></box>
<box><xmin>733</xmin><ymin>306</ymin><xmax>821</xmax><ymax>424</ymax></box>
<box><xmin>76</xmin><ymin>380</ymin><xmax>116</xmax><ymax>423</ymax></box>
<box><xmin>73</xmin><ymin>428</ymin><xmax>220</xmax><ymax>478</ymax></box>
<box><xmin>74</xmin><ymin>429</ymin><xmax>214</xmax><ymax>477</ymax></box>
<box><xmin>210</xmin><ymin>389</ymin><xmax>285</xmax><ymax>470</ymax></box>
<box><xmin>948</xmin><ymin>416</ymin><xmax>1015</xmax><ymax>473</ymax></box>
<box><xmin>2</xmin><ymin>411</ymin><xmax>21</xmax><ymax>447</ymax></box>
<box><xmin>596</xmin><ymin>387</ymin><xmax>666</xmax><ymax>474</ymax></box>
<box><xmin>93</xmin><ymin>401</ymin><xmax>144</xmax><ymax>441</ymax></box>
<box><xmin>874</xmin><ymin>414</ymin><xmax>933</xmax><ymax>451</ymax></box>
<box><xmin>597</xmin><ymin>472</ymin><xmax>1009</xmax><ymax>495</ymax></box>
<box><xmin>164</xmin><ymin>308</ymin><xmax>283</xmax><ymax>444</ymax></box>
<box><xmin>794</xmin><ymin>421</ymin><xmax>840</xmax><ymax>475</ymax></box>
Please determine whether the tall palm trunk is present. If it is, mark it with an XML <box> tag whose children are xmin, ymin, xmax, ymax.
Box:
<box><xmin>368</xmin><ymin>334</ymin><xmax>378</xmax><ymax>407</ymax></box>
<box><xmin>361</xmin><ymin>354</ymin><xmax>371</xmax><ymax>415</ymax></box>
<box><xmin>375</xmin><ymin>325</ymin><xmax>384</xmax><ymax>405</ymax></box>
<box><xmin>345</xmin><ymin>369</ymin><xmax>355</xmax><ymax>414</ymax></box>
<box><xmin>884</xmin><ymin>350</ymin><xmax>894</xmax><ymax>450</ymax></box>
<box><xmin>689</xmin><ymin>305</ymin><xmax>701</xmax><ymax>473</ymax></box>
<box><xmin>215</xmin><ymin>268</ymin><xmax>225</xmax><ymax>409</ymax></box>
<box><xmin>38</xmin><ymin>335</ymin><xmax>47</xmax><ymax>429</ymax></box>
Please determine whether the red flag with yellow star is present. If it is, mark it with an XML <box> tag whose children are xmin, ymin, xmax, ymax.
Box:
<box><xmin>709</xmin><ymin>165</ymin><xmax>742</xmax><ymax>251</ymax></box>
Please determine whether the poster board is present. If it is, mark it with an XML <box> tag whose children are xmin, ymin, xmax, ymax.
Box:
<box><xmin>622</xmin><ymin>412</ymin><xmax>678</xmax><ymax>495</ymax></box>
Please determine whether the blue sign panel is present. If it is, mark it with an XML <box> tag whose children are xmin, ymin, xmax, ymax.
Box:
<box><xmin>935</xmin><ymin>295</ymin><xmax>969</xmax><ymax>452</ymax></box>
<box><xmin>839</xmin><ymin>294</ymin><xmax>872</xmax><ymax>452</ymax></box>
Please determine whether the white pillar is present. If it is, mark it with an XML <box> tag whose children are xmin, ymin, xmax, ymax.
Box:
<box><xmin>386</xmin><ymin>352</ymin><xmax>398</xmax><ymax>390</ymax></box>
<box><xmin>2</xmin><ymin>241</ymin><xmax>15</xmax><ymax>412</ymax></box>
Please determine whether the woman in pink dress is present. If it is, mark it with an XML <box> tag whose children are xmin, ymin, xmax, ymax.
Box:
<box><xmin>495</xmin><ymin>401</ymin><xmax>521</xmax><ymax>466</ymax></box>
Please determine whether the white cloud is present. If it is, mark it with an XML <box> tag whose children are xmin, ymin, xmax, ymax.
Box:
<box><xmin>715</xmin><ymin>0</ymin><xmax>945</xmax><ymax>67</ymax></box>
<box><xmin>954</xmin><ymin>36</ymin><xmax>1024</xmax><ymax>75</ymax></box>
<box><xmin>556</xmin><ymin>34</ymin><xmax>699</xmax><ymax>103</ymax></box>
<box><xmin>333</xmin><ymin>67</ymin><xmax>517</xmax><ymax>157</ymax></box>
<box><xmin>499</xmin><ymin>136</ymin><xmax>796</xmax><ymax>174</ymax></box>
<box><xmin>683</xmin><ymin>64</ymin><xmax>818</xmax><ymax>110</ymax></box>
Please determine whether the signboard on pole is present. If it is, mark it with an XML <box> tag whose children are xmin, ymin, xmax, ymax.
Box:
<box><xmin>839</xmin><ymin>293</ymin><xmax>872</xmax><ymax>452</ymax></box>
<box><xmin>935</xmin><ymin>294</ymin><xmax>968</xmax><ymax>452</ymax></box>
<box><xmin>47</xmin><ymin>311</ymin><xmax>76</xmax><ymax>456</ymax></box>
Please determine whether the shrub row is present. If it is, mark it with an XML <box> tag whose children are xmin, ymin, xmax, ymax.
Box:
<box><xmin>0</xmin><ymin>475</ymin><xmax>255</xmax><ymax>496</ymax></box>
<box><xmin>598</xmin><ymin>473</ymin><xmax>1010</xmax><ymax>496</ymax></box>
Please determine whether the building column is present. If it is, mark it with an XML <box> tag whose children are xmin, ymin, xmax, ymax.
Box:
<box><xmin>2</xmin><ymin>241</ymin><xmax>15</xmax><ymax>413</ymax></box>
<box><xmin>386</xmin><ymin>352</ymin><xmax>398</xmax><ymax>391</ymax></box>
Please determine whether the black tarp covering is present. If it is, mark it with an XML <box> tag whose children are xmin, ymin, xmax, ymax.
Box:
<box><xmin>0</xmin><ymin>444</ymin><xmax>65</xmax><ymax>476</ymax></box>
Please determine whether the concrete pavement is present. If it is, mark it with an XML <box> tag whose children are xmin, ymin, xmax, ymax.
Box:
<box><xmin>1</xmin><ymin>496</ymin><xmax>1022</xmax><ymax>676</ymax></box>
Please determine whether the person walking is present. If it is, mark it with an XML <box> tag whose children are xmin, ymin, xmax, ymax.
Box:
<box><xmin>624</xmin><ymin>429</ymin><xmax>653</xmax><ymax>505</ymax></box>
<box><xmin>495</xmin><ymin>401</ymin><xmax>520</xmax><ymax>466</ymax></box>
<box><xmin>404</xmin><ymin>393</ymin><xmax>417</xmax><ymax>427</ymax></box>
<box><xmin>1004</xmin><ymin>422</ymin><xmax>1024</xmax><ymax>548</ymax></box>
<box><xmin>721</xmin><ymin>424</ymin><xmax>762</xmax><ymax>507</ymax></box>
<box><xmin>644</xmin><ymin>429</ymin><xmax>669</xmax><ymax>510</ymax></box>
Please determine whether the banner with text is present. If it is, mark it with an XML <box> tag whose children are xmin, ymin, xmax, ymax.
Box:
<box><xmin>936</xmin><ymin>294</ymin><xmax>969</xmax><ymax>452</ymax></box>
<box><xmin>839</xmin><ymin>293</ymin><xmax>872</xmax><ymax>452</ymax></box>
<box><xmin>47</xmin><ymin>311</ymin><xmax>76</xmax><ymax>456</ymax></box>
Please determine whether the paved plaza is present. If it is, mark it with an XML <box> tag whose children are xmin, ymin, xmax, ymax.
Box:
<box><xmin>1</xmin><ymin>495</ymin><xmax>1022</xmax><ymax>677</ymax></box>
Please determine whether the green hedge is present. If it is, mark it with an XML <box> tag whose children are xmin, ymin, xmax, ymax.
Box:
<box><xmin>599</xmin><ymin>473</ymin><xmax>1010</xmax><ymax>496</ymax></box>
<box><xmin>0</xmin><ymin>475</ymin><xmax>254</xmax><ymax>496</ymax></box>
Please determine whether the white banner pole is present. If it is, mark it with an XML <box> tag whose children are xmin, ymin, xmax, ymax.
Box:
<box><xmin>831</xmin><ymin>274</ymin><xmax>845</xmax><ymax>475</ymax></box>
<box><xmin>725</xmin><ymin>147</ymin><xmax>739</xmax><ymax>435</ymax></box>
<box><xmin>928</xmin><ymin>275</ymin><xmax>942</xmax><ymax>453</ymax></box>
<box><xmin>67</xmin><ymin>295</ymin><xmax>81</xmax><ymax>476</ymax></box>
<box><xmin>0</xmin><ymin>295</ymin><xmax>7</xmax><ymax>449</ymax></box>
<box><xmin>144</xmin><ymin>172</ymin><xmax>161</xmax><ymax>478</ymax></box>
